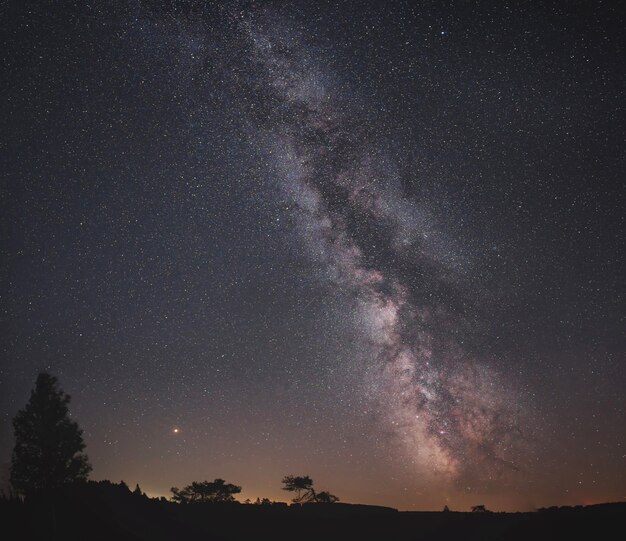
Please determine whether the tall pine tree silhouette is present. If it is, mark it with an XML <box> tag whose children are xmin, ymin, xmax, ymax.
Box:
<box><xmin>11</xmin><ymin>373</ymin><xmax>91</xmax><ymax>497</ymax></box>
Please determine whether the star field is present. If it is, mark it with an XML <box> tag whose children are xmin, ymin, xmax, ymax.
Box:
<box><xmin>1</xmin><ymin>1</ymin><xmax>624</xmax><ymax>511</ymax></box>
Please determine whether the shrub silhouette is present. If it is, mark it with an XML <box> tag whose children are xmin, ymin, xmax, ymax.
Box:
<box><xmin>10</xmin><ymin>373</ymin><xmax>91</xmax><ymax>498</ymax></box>
<box><xmin>171</xmin><ymin>479</ymin><xmax>241</xmax><ymax>503</ymax></box>
<box><xmin>315</xmin><ymin>490</ymin><xmax>339</xmax><ymax>504</ymax></box>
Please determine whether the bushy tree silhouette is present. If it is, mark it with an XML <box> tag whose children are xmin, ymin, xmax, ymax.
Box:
<box><xmin>10</xmin><ymin>373</ymin><xmax>91</xmax><ymax>498</ymax></box>
<box><xmin>315</xmin><ymin>491</ymin><xmax>339</xmax><ymax>504</ymax></box>
<box><xmin>282</xmin><ymin>475</ymin><xmax>316</xmax><ymax>503</ymax></box>
<box><xmin>171</xmin><ymin>479</ymin><xmax>241</xmax><ymax>503</ymax></box>
<box><xmin>281</xmin><ymin>475</ymin><xmax>339</xmax><ymax>504</ymax></box>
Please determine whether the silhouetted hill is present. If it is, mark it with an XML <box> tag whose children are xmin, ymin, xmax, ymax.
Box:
<box><xmin>1</xmin><ymin>481</ymin><xmax>624</xmax><ymax>541</ymax></box>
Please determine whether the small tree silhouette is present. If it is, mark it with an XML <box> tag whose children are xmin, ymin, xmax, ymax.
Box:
<box><xmin>10</xmin><ymin>373</ymin><xmax>91</xmax><ymax>498</ymax></box>
<box><xmin>471</xmin><ymin>504</ymin><xmax>488</xmax><ymax>512</ymax></box>
<box><xmin>281</xmin><ymin>475</ymin><xmax>316</xmax><ymax>503</ymax></box>
<box><xmin>171</xmin><ymin>479</ymin><xmax>241</xmax><ymax>503</ymax></box>
<box><xmin>281</xmin><ymin>475</ymin><xmax>339</xmax><ymax>504</ymax></box>
<box><xmin>315</xmin><ymin>491</ymin><xmax>339</xmax><ymax>504</ymax></box>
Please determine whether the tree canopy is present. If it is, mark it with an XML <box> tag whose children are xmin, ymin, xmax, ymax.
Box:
<box><xmin>281</xmin><ymin>475</ymin><xmax>339</xmax><ymax>504</ymax></box>
<box><xmin>281</xmin><ymin>475</ymin><xmax>316</xmax><ymax>503</ymax></box>
<box><xmin>171</xmin><ymin>479</ymin><xmax>242</xmax><ymax>503</ymax></box>
<box><xmin>11</xmin><ymin>373</ymin><xmax>91</xmax><ymax>498</ymax></box>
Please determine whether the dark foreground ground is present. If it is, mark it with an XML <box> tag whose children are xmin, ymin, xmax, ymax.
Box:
<box><xmin>2</xmin><ymin>482</ymin><xmax>624</xmax><ymax>541</ymax></box>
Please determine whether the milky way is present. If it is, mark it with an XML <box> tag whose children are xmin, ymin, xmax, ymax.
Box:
<box><xmin>237</xmin><ymin>9</ymin><xmax>530</xmax><ymax>487</ymax></box>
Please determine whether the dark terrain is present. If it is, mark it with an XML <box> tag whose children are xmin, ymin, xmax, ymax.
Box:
<box><xmin>2</xmin><ymin>481</ymin><xmax>624</xmax><ymax>541</ymax></box>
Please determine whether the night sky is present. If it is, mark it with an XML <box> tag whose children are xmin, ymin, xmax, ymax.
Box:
<box><xmin>1</xmin><ymin>1</ymin><xmax>624</xmax><ymax>511</ymax></box>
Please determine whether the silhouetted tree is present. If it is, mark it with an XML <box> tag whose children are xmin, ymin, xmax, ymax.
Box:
<box><xmin>10</xmin><ymin>373</ymin><xmax>91</xmax><ymax>498</ymax></box>
<box><xmin>315</xmin><ymin>491</ymin><xmax>339</xmax><ymax>504</ymax></box>
<box><xmin>171</xmin><ymin>479</ymin><xmax>241</xmax><ymax>503</ymax></box>
<box><xmin>443</xmin><ymin>505</ymin><xmax>450</xmax><ymax>512</ymax></box>
<box><xmin>471</xmin><ymin>504</ymin><xmax>488</xmax><ymax>512</ymax></box>
<box><xmin>282</xmin><ymin>475</ymin><xmax>316</xmax><ymax>503</ymax></box>
<box><xmin>133</xmin><ymin>483</ymin><xmax>145</xmax><ymax>497</ymax></box>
